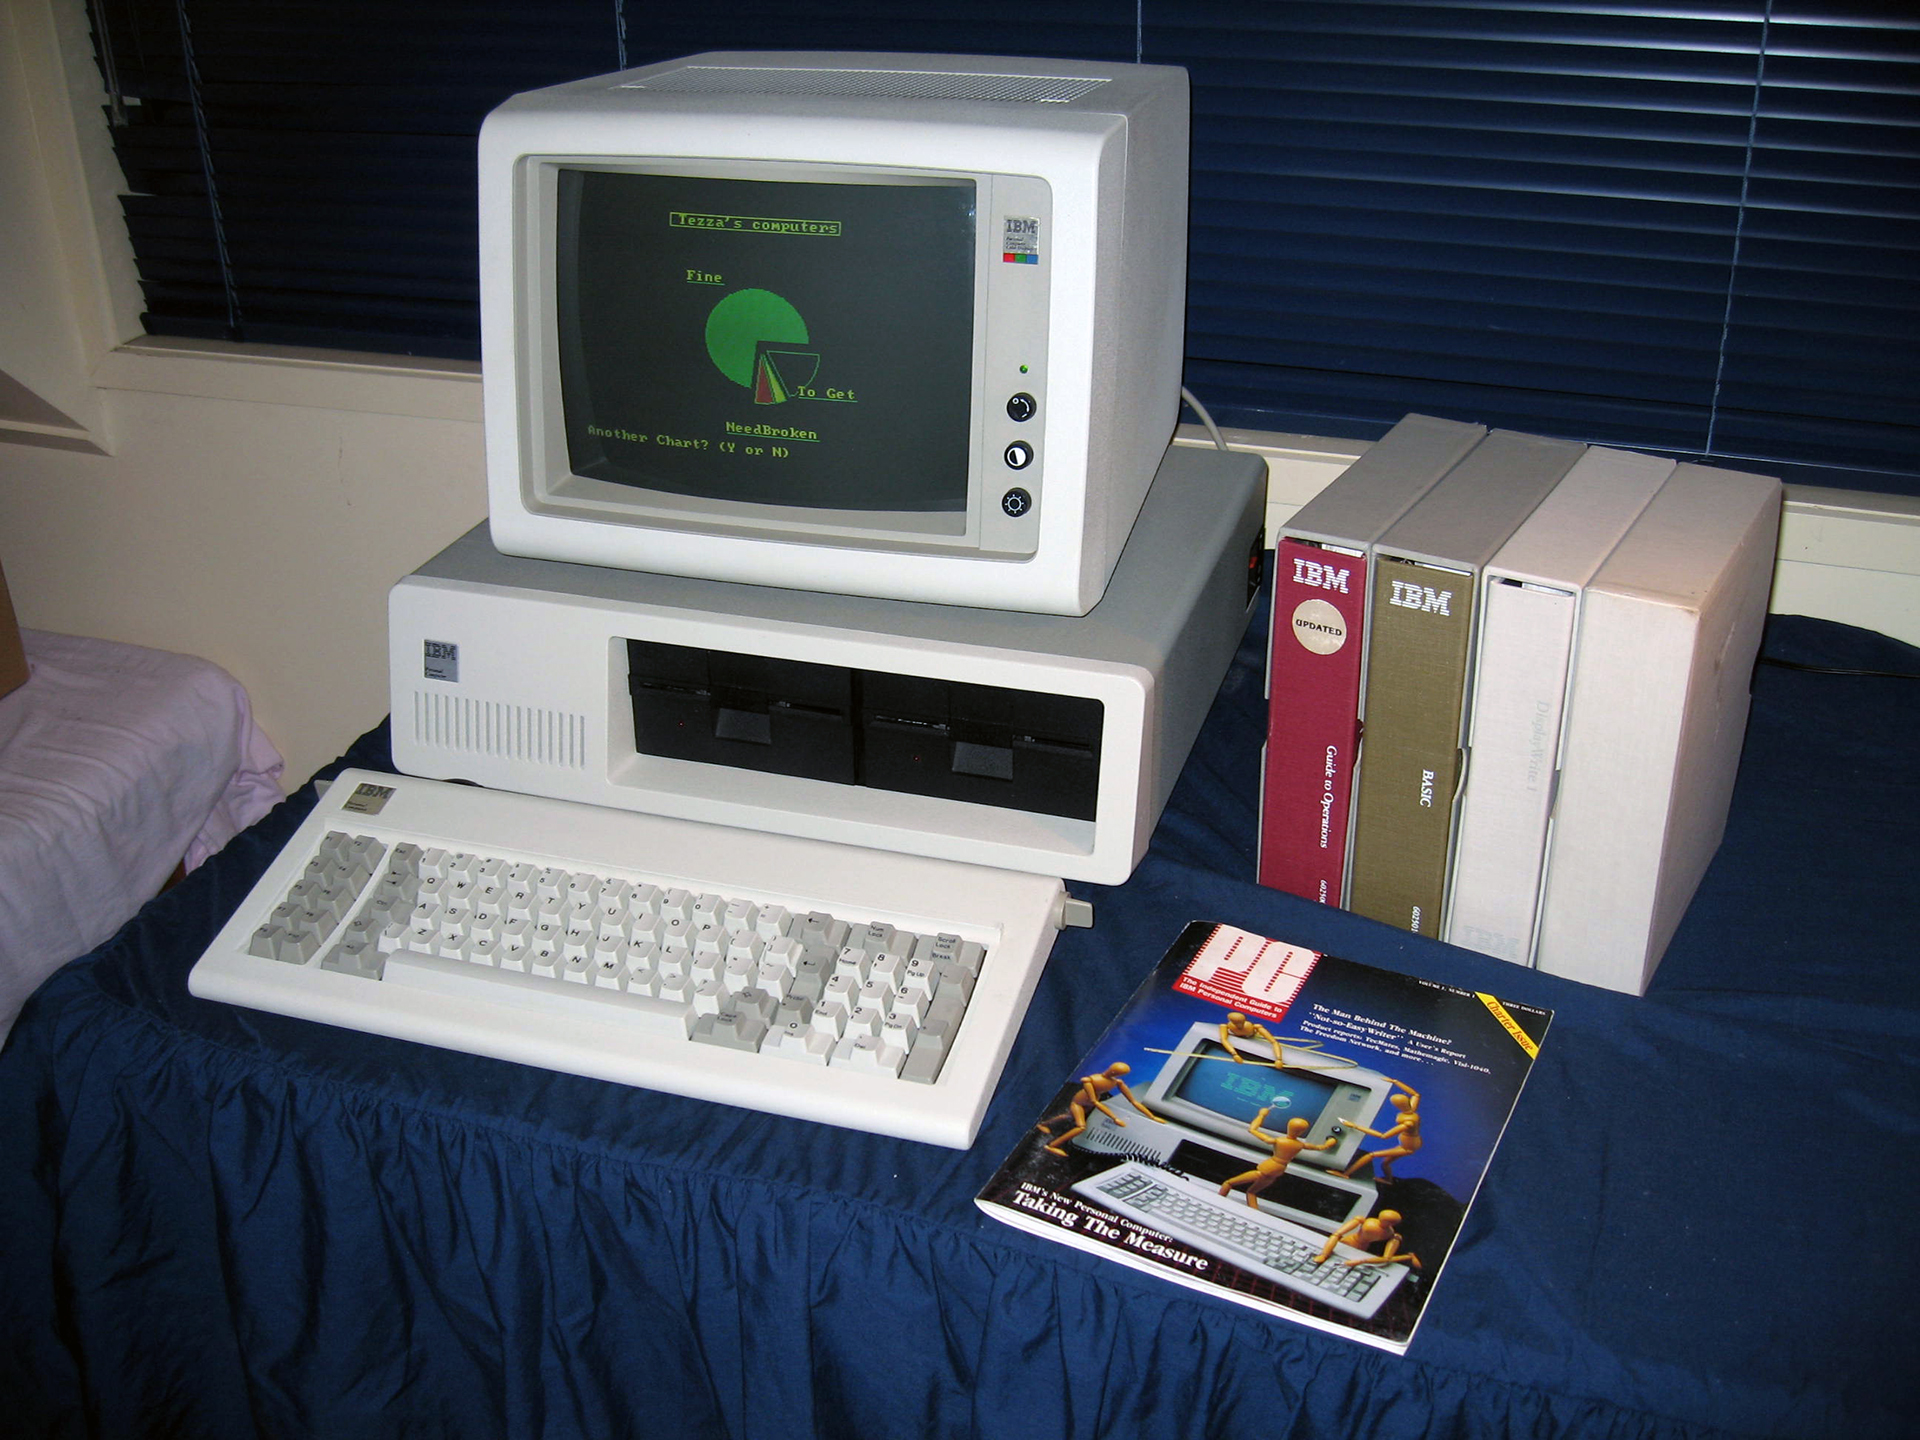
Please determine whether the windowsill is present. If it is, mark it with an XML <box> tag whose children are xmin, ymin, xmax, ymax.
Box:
<box><xmin>69</xmin><ymin>337</ymin><xmax>1920</xmax><ymax>644</ymax></box>
<box><xmin>91</xmin><ymin>336</ymin><xmax>483</xmax><ymax>422</ymax></box>
<box><xmin>82</xmin><ymin>341</ymin><xmax>1920</xmax><ymax>550</ymax></box>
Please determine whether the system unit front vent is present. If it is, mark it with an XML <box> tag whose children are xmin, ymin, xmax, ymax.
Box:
<box><xmin>624</xmin><ymin>65</ymin><xmax>1108</xmax><ymax>105</ymax></box>
<box><xmin>411</xmin><ymin>692</ymin><xmax>588</xmax><ymax>770</ymax></box>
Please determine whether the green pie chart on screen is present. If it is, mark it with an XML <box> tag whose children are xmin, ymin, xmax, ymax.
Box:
<box><xmin>705</xmin><ymin>288</ymin><xmax>819</xmax><ymax>405</ymax></box>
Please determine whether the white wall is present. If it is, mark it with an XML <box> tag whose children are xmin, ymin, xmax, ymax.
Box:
<box><xmin>0</xmin><ymin>350</ymin><xmax>487</xmax><ymax>785</ymax></box>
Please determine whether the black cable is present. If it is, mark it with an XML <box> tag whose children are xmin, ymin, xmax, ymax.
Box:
<box><xmin>1759</xmin><ymin>656</ymin><xmax>1920</xmax><ymax>681</ymax></box>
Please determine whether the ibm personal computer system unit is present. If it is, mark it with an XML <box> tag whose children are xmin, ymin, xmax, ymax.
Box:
<box><xmin>196</xmin><ymin>52</ymin><xmax>1266</xmax><ymax>1147</ymax></box>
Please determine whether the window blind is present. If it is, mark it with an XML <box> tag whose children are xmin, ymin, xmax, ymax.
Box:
<box><xmin>87</xmin><ymin>0</ymin><xmax>1919</xmax><ymax>496</ymax></box>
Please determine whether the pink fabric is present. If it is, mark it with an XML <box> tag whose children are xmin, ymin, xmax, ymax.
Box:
<box><xmin>0</xmin><ymin>631</ymin><xmax>283</xmax><ymax>1037</ymax></box>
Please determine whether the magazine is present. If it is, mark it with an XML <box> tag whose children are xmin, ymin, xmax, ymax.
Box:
<box><xmin>976</xmin><ymin>921</ymin><xmax>1550</xmax><ymax>1353</ymax></box>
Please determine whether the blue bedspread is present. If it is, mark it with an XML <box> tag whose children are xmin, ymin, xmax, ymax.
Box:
<box><xmin>2</xmin><ymin>605</ymin><xmax>1914</xmax><ymax>1440</ymax></box>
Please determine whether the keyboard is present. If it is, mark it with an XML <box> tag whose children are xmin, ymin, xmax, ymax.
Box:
<box><xmin>188</xmin><ymin>769</ymin><xmax>1075</xmax><ymax>1148</ymax></box>
<box><xmin>1070</xmin><ymin>1160</ymin><xmax>1409</xmax><ymax>1319</ymax></box>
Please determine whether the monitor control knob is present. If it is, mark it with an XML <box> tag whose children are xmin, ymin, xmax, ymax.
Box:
<box><xmin>1003</xmin><ymin>441</ymin><xmax>1034</xmax><ymax>471</ymax></box>
<box><xmin>1000</xmin><ymin>487</ymin><xmax>1033</xmax><ymax>518</ymax></box>
<box><xmin>1005</xmin><ymin>392</ymin><xmax>1037</xmax><ymax>422</ymax></box>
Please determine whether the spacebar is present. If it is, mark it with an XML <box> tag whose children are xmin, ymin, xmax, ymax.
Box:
<box><xmin>381</xmin><ymin>951</ymin><xmax>687</xmax><ymax>1035</ymax></box>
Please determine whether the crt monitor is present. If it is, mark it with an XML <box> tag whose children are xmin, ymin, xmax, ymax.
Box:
<box><xmin>1139</xmin><ymin>1021</ymin><xmax>1397</xmax><ymax>1173</ymax></box>
<box><xmin>478</xmin><ymin>51</ymin><xmax>1190</xmax><ymax>616</ymax></box>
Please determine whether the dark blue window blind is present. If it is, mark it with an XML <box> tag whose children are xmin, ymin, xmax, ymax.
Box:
<box><xmin>87</xmin><ymin>1</ymin><xmax>1919</xmax><ymax>496</ymax></box>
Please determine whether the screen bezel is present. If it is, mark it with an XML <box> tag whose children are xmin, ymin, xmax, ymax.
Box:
<box><xmin>514</xmin><ymin>154</ymin><xmax>1051</xmax><ymax>560</ymax></box>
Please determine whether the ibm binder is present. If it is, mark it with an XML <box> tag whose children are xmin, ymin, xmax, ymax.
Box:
<box><xmin>1534</xmin><ymin>461</ymin><xmax>1781</xmax><ymax>994</ymax></box>
<box><xmin>1345</xmin><ymin>430</ymin><xmax>1583</xmax><ymax>936</ymax></box>
<box><xmin>1444</xmin><ymin>445</ymin><xmax>1675</xmax><ymax>964</ymax></box>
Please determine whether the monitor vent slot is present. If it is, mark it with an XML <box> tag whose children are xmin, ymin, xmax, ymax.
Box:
<box><xmin>624</xmin><ymin>66</ymin><xmax>1108</xmax><ymax>105</ymax></box>
<box><xmin>411</xmin><ymin>692</ymin><xmax>588</xmax><ymax>770</ymax></box>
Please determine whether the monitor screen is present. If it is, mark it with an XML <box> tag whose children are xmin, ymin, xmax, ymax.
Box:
<box><xmin>557</xmin><ymin>167</ymin><xmax>977</xmax><ymax>516</ymax></box>
<box><xmin>1139</xmin><ymin>1021</ymin><xmax>1394</xmax><ymax>1169</ymax></box>
<box><xmin>1166</xmin><ymin>1039</ymin><xmax>1342</xmax><ymax>1128</ymax></box>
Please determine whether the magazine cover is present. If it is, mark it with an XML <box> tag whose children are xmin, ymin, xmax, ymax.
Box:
<box><xmin>976</xmin><ymin>921</ymin><xmax>1551</xmax><ymax>1353</ymax></box>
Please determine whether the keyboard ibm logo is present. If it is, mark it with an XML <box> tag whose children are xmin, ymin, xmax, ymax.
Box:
<box><xmin>342</xmin><ymin>782</ymin><xmax>396</xmax><ymax>816</ymax></box>
<box><xmin>1388</xmin><ymin>580</ymin><xmax>1452</xmax><ymax>615</ymax></box>
<box><xmin>423</xmin><ymin>639</ymin><xmax>459</xmax><ymax>682</ymax></box>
